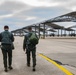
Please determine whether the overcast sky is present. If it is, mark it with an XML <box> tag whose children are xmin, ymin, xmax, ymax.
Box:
<box><xmin>0</xmin><ymin>0</ymin><xmax>76</xmax><ymax>32</ymax></box>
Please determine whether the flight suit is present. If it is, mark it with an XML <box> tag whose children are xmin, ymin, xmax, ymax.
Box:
<box><xmin>23</xmin><ymin>32</ymin><xmax>36</xmax><ymax>67</ymax></box>
<box><xmin>0</xmin><ymin>30</ymin><xmax>14</xmax><ymax>69</ymax></box>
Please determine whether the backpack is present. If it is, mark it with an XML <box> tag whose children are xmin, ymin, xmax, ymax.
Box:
<box><xmin>28</xmin><ymin>32</ymin><xmax>39</xmax><ymax>45</ymax></box>
<box><xmin>1</xmin><ymin>31</ymin><xmax>12</xmax><ymax>45</ymax></box>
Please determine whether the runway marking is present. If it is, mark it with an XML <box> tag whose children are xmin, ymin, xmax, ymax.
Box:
<box><xmin>39</xmin><ymin>53</ymin><xmax>74</xmax><ymax>75</ymax></box>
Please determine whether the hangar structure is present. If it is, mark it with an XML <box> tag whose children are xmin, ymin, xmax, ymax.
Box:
<box><xmin>11</xmin><ymin>11</ymin><xmax>76</xmax><ymax>38</ymax></box>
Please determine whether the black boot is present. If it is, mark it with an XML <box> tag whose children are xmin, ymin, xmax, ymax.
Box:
<box><xmin>27</xmin><ymin>63</ymin><xmax>30</xmax><ymax>67</ymax></box>
<box><xmin>4</xmin><ymin>67</ymin><xmax>8</xmax><ymax>72</ymax></box>
<box><xmin>32</xmin><ymin>67</ymin><xmax>36</xmax><ymax>71</ymax></box>
<box><xmin>8</xmin><ymin>66</ymin><xmax>13</xmax><ymax>70</ymax></box>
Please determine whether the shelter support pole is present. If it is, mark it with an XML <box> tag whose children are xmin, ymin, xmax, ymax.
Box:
<box><xmin>74</xmin><ymin>30</ymin><xmax>75</xmax><ymax>36</ymax></box>
<box><xmin>19</xmin><ymin>31</ymin><xmax>21</xmax><ymax>36</ymax></box>
<box><xmin>35</xmin><ymin>25</ymin><xmax>36</xmax><ymax>34</ymax></box>
<box><xmin>71</xmin><ymin>31</ymin><xmax>72</xmax><ymax>37</ymax></box>
<box><xmin>61</xmin><ymin>29</ymin><xmax>62</xmax><ymax>37</ymax></box>
<box><xmin>64</xmin><ymin>29</ymin><xmax>66</xmax><ymax>36</ymax></box>
<box><xmin>58</xmin><ymin>29</ymin><xmax>59</xmax><ymax>37</ymax></box>
<box><xmin>64</xmin><ymin>30</ymin><xmax>66</xmax><ymax>36</ymax></box>
<box><xmin>43</xmin><ymin>24</ymin><xmax>45</xmax><ymax>39</ymax></box>
<box><xmin>38</xmin><ymin>24</ymin><xmax>40</xmax><ymax>38</ymax></box>
<box><xmin>69</xmin><ymin>31</ymin><xmax>70</xmax><ymax>36</ymax></box>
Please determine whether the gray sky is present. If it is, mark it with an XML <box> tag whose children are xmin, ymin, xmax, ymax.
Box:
<box><xmin>0</xmin><ymin>0</ymin><xmax>76</xmax><ymax>32</ymax></box>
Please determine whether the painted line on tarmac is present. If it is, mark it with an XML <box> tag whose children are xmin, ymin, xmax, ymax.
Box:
<box><xmin>39</xmin><ymin>53</ymin><xmax>74</xmax><ymax>75</ymax></box>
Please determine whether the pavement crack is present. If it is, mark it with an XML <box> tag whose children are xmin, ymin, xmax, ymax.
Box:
<box><xmin>52</xmin><ymin>59</ymin><xmax>76</xmax><ymax>69</ymax></box>
<box><xmin>64</xmin><ymin>64</ymin><xmax>76</xmax><ymax>69</ymax></box>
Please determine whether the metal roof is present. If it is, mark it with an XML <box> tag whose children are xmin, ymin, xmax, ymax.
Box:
<box><xmin>11</xmin><ymin>11</ymin><xmax>76</xmax><ymax>33</ymax></box>
<box><xmin>47</xmin><ymin>29</ymin><xmax>56</xmax><ymax>32</ymax></box>
<box><xmin>43</xmin><ymin>11</ymin><xmax>76</xmax><ymax>23</ymax></box>
<box><xmin>68</xmin><ymin>25</ymin><xmax>76</xmax><ymax>28</ymax></box>
<box><xmin>65</xmin><ymin>28</ymin><xmax>75</xmax><ymax>31</ymax></box>
<box><xmin>45</xmin><ymin>23</ymin><xmax>64</xmax><ymax>29</ymax></box>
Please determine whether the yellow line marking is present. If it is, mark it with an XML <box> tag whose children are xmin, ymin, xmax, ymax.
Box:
<box><xmin>39</xmin><ymin>53</ymin><xmax>74</xmax><ymax>75</ymax></box>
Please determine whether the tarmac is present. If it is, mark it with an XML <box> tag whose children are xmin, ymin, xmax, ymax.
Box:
<box><xmin>0</xmin><ymin>36</ymin><xmax>76</xmax><ymax>75</ymax></box>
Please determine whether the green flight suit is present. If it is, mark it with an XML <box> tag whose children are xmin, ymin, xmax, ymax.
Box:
<box><xmin>0</xmin><ymin>30</ymin><xmax>14</xmax><ymax>69</ymax></box>
<box><xmin>23</xmin><ymin>32</ymin><xmax>37</xmax><ymax>67</ymax></box>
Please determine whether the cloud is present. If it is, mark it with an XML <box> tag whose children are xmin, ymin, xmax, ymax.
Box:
<box><xmin>11</xmin><ymin>0</ymin><xmax>60</xmax><ymax>7</ymax></box>
<box><xmin>52</xmin><ymin>0</ymin><xmax>76</xmax><ymax>11</ymax></box>
<box><xmin>25</xmin><ymin>16</ymin><xmax>37</xmax><ymax>21</ymax></box>
<box><xmin>0</xmin><ymin>1</ymin><xmax>32</xmax><ymax>16</ymax></box>
<box><xmin>0</xmin><ymin>14</ymin><xmax>13</xmax><ymax>19</ymax></box>
<box><xmin>0</xmin><ymin>1</ymin><xmax>33</xmax><ymax>20</ymax></box>
<box><xmin>0</xmin><ymin>0</ymin><xmax>5</xmax><ymax>5</ymax></box>
<box><xmin>0</xmin><ymin>0</ymin><xmax>76</xmax><ymax>32</ymax></box>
